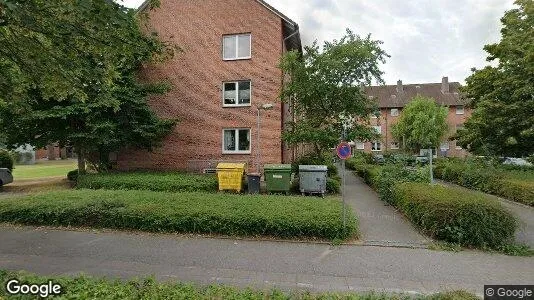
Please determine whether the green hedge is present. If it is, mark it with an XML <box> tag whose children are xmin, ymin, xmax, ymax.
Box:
<box><xmin>435</xmin><ymin>159</ymin><xmax>534</xmax><ymax>206</ymax></box>
<box><xmin>0</xmin><ymin>189</ymin><xmax>357</xmax><ymax>240</ymax></box>
<box><xmin>77</xmin><ymin>172</ymin><xmax>219</xmax><ymax>193</ymax></box>
<box><xmin>0</xmin><ymin>149</ymin><xmax>14</xmax><ymax>171</ymax></box>
<box><xmin>0</xmin><ymin>270</ymin><xmax>478</xmax><ymax>300</ymax></box>
<box><xmin>393</xmin><ymin>183</ymin><xmax>517</xmax><ymax>248</ymax></box>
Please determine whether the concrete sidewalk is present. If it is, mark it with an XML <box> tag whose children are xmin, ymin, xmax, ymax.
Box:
<box><xmin>0</xmin><ymin>226</ymin><xmax>532</xmax><ymax>296</ymax></box>
<box><xmin>437</xmin><ymin>180</ymin><xmax>534</xmax><ymax>247</ymax></box>
<box><xmin>342</xmin><ymin>169</ymin><xmax>429</xmax><ymax>247</ymax></box>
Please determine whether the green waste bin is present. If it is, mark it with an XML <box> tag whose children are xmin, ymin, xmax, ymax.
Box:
<box><xmin>264</xmin><ymin>164</ymin><xmax>292</xmax><ymax>194</ymax></box>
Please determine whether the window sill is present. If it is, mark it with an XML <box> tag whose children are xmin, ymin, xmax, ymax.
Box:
<box><xmin>223</xmin><ymin>57</ymin><xmax>252</xmax><ymax>61</ymax></box>
<box><xmin>223</xmin><ymin>151</ymin><xmax>251</xmax><ymax>155</ymax></box>
<box><xmin>371</xmin><ymin>150</ymin><xmax>382</xmax><ymax>152</ymax></box>
<box><xmin>223</xmin><ymin>104</ymin><xmax>252</xmax><ymax>108</ymax></box>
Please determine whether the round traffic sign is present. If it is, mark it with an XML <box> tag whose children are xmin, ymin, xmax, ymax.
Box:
<box><xmin>337</xmin><ymin>142</ymin><xmax>352</xmax><ymax>160</ymax></box>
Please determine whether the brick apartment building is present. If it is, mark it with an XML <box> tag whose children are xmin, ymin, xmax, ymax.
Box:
<box><xmin>356</xmin><ymin>77</ymin><xmax>471</xmax><ymax>158</ymax></box>
<box><xmin>116</xmin><ymin>0</ymin><xmax>301</xmax><ymax>172</ymax></box>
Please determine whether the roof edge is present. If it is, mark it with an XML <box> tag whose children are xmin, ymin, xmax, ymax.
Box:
<box><xmin>137</xmin><ymin>0</ymin><xmax>298</xmax><ymax>28</ymax></box>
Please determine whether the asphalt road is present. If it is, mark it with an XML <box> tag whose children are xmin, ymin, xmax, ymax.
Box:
<box><xmin>0</xmin><ymin>226</ymin><xmax>532</xmax><ymax>295</ymax></box>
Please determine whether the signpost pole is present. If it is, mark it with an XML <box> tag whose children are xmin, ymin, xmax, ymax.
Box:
<box><xmin>342</xmin><ymin>158</ymin><xmax>346</xmax><ymax>229</ymax></box>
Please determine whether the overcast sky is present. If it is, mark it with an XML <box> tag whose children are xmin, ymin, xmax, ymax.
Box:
<box><xmin>118</xmin><ymin>0</ymin><xmax>515</xmax><ymax>85</ymax></box>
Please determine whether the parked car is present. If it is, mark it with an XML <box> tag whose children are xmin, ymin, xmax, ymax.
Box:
<box><xmin>0</xmin><ymin>168</ymin><xmax>13</xmax><ymax>186</ymax></box>
<box><xmin>503</xmin><ymin>157</ymin><xmax>533</xmax><ymax>167</ymax></box>
<box><xmin>415</xmin><ymin>156</ymin><xmax>429</xmax><ymax>165</ymax></box>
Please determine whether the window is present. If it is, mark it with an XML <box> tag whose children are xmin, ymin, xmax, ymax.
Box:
<box><xmin>456</xmin><ymin>105</ymin><xmax>465</xmax><ymax>115</ymax></box>
<box><xmin>223</xmin><ymin>129</ymin><xmax>251</xmax><ymax>154</ymax></box>
<box><xmin>223</xmin><ymin>34</ymin><xmax>251</xmax><ymax>60</ymax></box>
<box><xmin>440</xmin><ymin>142</ymin><xmax>450</xmax><ymax>151</ymax></box>
<box><xmin>223</xmin><ymin>81</ymin><xmax>251</xmax><ymax>106</ymax></box>
<box><xmin>370</xmin><ymin>111</ymin><xmax>380</xmax><ymax>119</ymax></box>
<box><xmin>371</xmin><ymin>141</ymin><xmax>381</xmax><ymax>151</ymax></box>
<box><xmin>356</xmin><ymin>141</ymin><xmax>365</xmax><ymax>150</ymax></box>
<box><xmin>390</xmin><ymin>141</ymin><xmax>400</xmax><ymax>150</ymax></box>
<box><xmin>391</xmin><ymin>108</ymin><xmax>399</xmax><ymax>117</ymax></box>
<box><xmin>373</xmin><ymin>126</ymin><xmax>382</xmax><ymax>135</ymax></box>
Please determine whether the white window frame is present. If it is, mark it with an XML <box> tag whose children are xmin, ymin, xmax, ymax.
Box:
<box><xmin>355</xmin><ymin>141</ymin><xmax>365</xmax><ymax>150</ymax></box>
<box><xmin>223</xmin><ymin>33</ymin><xmax>252</xmax><ymax>61</ymax></box>
<box><xmin>222</xmin><ymin>128</ymin><xmax>251</xmax><ymax>154</ymax></box>
<box><xmin>390</xmin><ymin>141</ymin><xmax>400</xmax><ymax>150</ymax></box>
<box><xmin>440</xmin><ymin>142</ymin><xmax>450</xmax><ymax>151</ymax></box>
<box><xmin>390</xmin><ymin>108</ymin><xmax>399</xmax><ymax>117</ymax></box>
<box><xmin>371</xmin><ymin>141</ymin><xmax>382</xmax><ymax>152</ymax></box>
<box><xmin>456</xmin><ymin>105</ymin><xmax>465</xmax><ymax>115</ymax></box>
<box><xmin>222</xmin><ymin>81</ymin><xmax>252</xmax><ymax>107</ymax></box>
<box><xmin>373</xmin><ymin>126</ymin><xmax>382</xmax><ymax>135</ymax></box>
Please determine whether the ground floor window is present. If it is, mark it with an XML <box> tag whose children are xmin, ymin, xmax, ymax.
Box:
<box><xmin>355</xmin><ymin>141</ymin><xmax>365</xmax><ymax>150</ymax></box>
<box><xmin>223</xmin><ymin>129</ymin><xmax>251</xmax><ymax>154</ymax></box>
<box><xmin>371</xmin><ymin>141</ymin><xmax>381</xmax><ymax>151</ymax></box>
<box><xmin>440</xmin><ymin>142</ymin><xmax>450</xmax><ymax>151</ymax></box>
<box><xmin>390</xmin><ymin>141</ymin><xmax>400</xmax><ymax>150</ymax></box>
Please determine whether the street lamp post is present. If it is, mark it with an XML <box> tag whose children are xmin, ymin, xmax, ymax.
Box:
<box><xmin>256</xmin><ymin>103</ymin><xmax>274</xmax><ymax>173</ymax></box>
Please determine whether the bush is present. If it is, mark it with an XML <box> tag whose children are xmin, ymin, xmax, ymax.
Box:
<box><xmin>0</xmin><ymin>150</ymin><xmax>14</xmax><ymax>171</ymax></box>
<box><xmin>77</xmin><ymin>172</ymin><xmax>219</xmax><ymax>193</ymax></box>
<box><xmin>67</xmin><ymin>169</ymin><xmax>79</xmax><ymax>182</ymax></box>
<box><xmin>435</xmin><ymin>158</ymin><xmax>534</xmax><ymax>206</ymax></box>
<box><xmin>291</xmin><ymin>152</ymin><xmax>338</xmax><ymax>177</ymax></box>
<box><xmin>0</xmin><ymin>270</ymin><xmax>478</xmax><ymax>300</ymax></box>
<box><xmin>393</xmin><ymin>183</ymin><xmax>517</xmax><ymax>248</ymax></box>
<box><xmin>373</xmin><ymin>165</ymin><xmax>430</xmax><ymax>204</ymax></box>
<box><xmin>326</xmin><ymin>177</ymin><xmax>341</xmax><ymax>194</ymax></box>
<box><xmin>0</xmin><ymin>189</ymin><xmax>358</xmax><ymax>240</ymax></box>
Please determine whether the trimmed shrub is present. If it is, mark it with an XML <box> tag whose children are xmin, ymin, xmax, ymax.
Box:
<box><xmin>435</xmin><ymin>158</ymin><xmax>534</xmax><ymax>206</ymax></box>
<box><xmin>67</xmin><ymin>169</ymin><xmax>79</xmax><ymax>182</ymax></box>
<box><xmin>0</xmin><ymin>270</ymin><xmax>479</xmax><ymax>300</ymax></box>
<box><xmin>326</xmin><ymin>177</ymin><xmax>341</xmax><ymax>194</ymax></box>
<box><xmin>393</xmin><ymin>183</ymin><xmax>516</xmax><ymax>248</ymax></box>
<box><xmin>0</xmin><ymin>189</ymin><xmax>357</xmax><ymax>240</ymax></box>
<box><xmin>373</xmin><ymin>165</ymin><xmax>430</xmax><ymax>204</ymax></box>
<box><xmin>77</xmin><ymin>172</ymin><xmax>218</xmax><ymax>193</ymax></box>
<box><xmin>0</xmin><ymin>150</ymin><xmax>14</xmax><ymax>171</ymax></box>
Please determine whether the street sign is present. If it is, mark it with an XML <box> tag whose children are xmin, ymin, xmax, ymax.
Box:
<box><xmin>336</xmin><ymin>142</ymin><xmax>352</xmax><ymax>160</ymax></box>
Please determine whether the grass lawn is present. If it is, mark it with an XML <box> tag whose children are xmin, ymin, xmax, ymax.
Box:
<box><xmin>0</xmin><ymin>270</ymin><xmax>478</xmax><ymax>300</ymax></box>
<box><xmin>0</xmin><ymin>189</ymin><xmax>357</xmax><ymax>241</ymax></box>
<box><xmin>12</xmin><ymin>159</ymin><xmax>76</xmax><ymax>180</ymax></box>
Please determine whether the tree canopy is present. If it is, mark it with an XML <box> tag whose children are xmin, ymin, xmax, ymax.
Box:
<box><xmin>279</xmin><ymin>29</ymin><xmax>389</xmax><ymax>155</ymax></box>
<box><xmin>456</xmin><ymin>0</ymin><xmax>534</xmax><ymax>157</ymax></box>
<box><xmin>392</xmin><ymin>95</ymin><xmax>449</xmax><ymax>152</ymax></box>
<box><xmin>0</xmin><ymin>0</ymin><xmax>176</xmax><ymax>171</ymax></box>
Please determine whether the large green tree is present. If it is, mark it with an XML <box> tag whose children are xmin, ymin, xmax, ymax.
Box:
<box><xmin>279</xmin><ymin>29</ymin><xmax>389</xmax><ymax>155</ymax></box>
<box><xmin>0</xmin><ymin>0</ymin><xmax>176</xmax><ymax>172</ymax></box>
<box><xmin>392</xmin><ymin>95</ymin><xmax>449</xmax><ymax>152</ymax></box>
<box><xmin>456</xmin><ymin>0</ymin><xmax>534</xmax><ymax>157</ymax></box>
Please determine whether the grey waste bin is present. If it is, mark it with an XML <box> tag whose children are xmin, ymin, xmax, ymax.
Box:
<box><xmin>247</xmin><ymin>173</ymin><xmax>261</xmax><ymax>194</ymax></box>
<box><xmin>299</xmin><ymin>165</ymin><xmax>327</xmax><ymax>196</ymax></box>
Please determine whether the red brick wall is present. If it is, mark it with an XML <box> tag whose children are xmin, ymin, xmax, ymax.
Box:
<box><xmin>117</xmin><ymin>0</ymin><xmax>285</xmax><ymax>172</ymax></box>
<box><xmin>357</xmin><ymin>106</ymin><xmax>471</xmax><ymax>157</ymax></box>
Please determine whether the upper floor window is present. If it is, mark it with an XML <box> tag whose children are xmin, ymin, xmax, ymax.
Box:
<box><xmin>456</xmin><ymin>105</ymin><xmax>465</xmax><ymax>115</ymax></box>
<box><xmin>223</xmin><ymin>81</ymin><xmax>251</xmax><ymax>107</ymax></box>
<box><xmin>223</xmin><ymin>34</ymin><xmax>251</xmax><ymax>60</ymax></box>
<box><xmin>355</xmin><ymin>141</ymin><xmax>365</xmax><ymax>150</ymax></box>
<box><xmin>391</xmin><ymin>108</ymin><xmax>399</xmax><ymax>117</ymax></box>
<box><xmin>390</xmin><ymin>141</ymin><xmax>400</xmax><ymax>150</ymax></box>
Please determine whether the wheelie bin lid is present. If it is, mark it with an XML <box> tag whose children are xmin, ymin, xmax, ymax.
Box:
<box><xmin>216</xmin><ymin>163</ymin><xmax>246</xmax><ymax>170</ymax></box>
<box><xmin>299</xmin><ymin>165</ymin><xmax>328</xmax><ymax>172</ymax></box>
<box><xmin>264</xmin><ymin>164</ymin><xmax>292</xmax><ymax>171</ymax></box>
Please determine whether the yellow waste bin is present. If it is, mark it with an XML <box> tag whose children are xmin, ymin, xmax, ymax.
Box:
<box><xmin>216</xmin><ymin>163</ymin><xmax>246</xmax><ymax>192</ymax></box>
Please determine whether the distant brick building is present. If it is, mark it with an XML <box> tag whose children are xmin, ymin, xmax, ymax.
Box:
<box><xmin>357</xmin><ymin>77</ymin><xmax>471</xmax><ymax>158</ymax></box>
<box><xmin>116</xmin><ymin>0</ymin><xmax>301</xmax><ymax>172</ymax></box>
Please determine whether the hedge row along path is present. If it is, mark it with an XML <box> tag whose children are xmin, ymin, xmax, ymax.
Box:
<box><xmin>437</xmin><ymin>179</ymin><xmax>534</xmax><ymax>247</ymax></box>
<box><xmin>341</xmin><ymin>168</ymin><xmax>430</xmax><ymax>247</ymax></box>
<box><xmin>0</xmin><ymin>225</ymin><xmax>531</xmax><ymax>295</ymax></box>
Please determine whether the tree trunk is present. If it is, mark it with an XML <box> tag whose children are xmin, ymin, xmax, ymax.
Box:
<box><xmin>77</xmin><ymin>149</ymin><xmax>86</xmax><ymax>174</ymax></box>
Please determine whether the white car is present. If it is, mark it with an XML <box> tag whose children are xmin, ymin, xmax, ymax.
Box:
<box><xmin>503</xmin><ymin>157</ymin><xmax>533</xmax><ymax>167</ymax></box>
<box><xmin>0</xmin><ymin>168</ymin><xmax>13</xmax><ymax>186</ymax></box>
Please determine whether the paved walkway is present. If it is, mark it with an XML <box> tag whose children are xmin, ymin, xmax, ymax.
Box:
<box><xmin>437</xmin><ymin>180</ymin><xmax>534</xmax><ymax>247</ymax></box>
<box><xmin>0</xmin><ymin>226</ymin><xmax>532</xmax><ymax>296</ymax></box>
<box><xmin>342</xmin><ymin>169</ymin><xmax>429</xmax><ymax>247</ymax></box>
